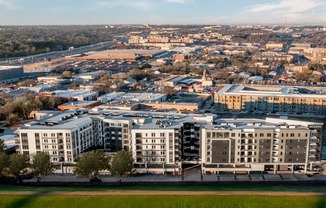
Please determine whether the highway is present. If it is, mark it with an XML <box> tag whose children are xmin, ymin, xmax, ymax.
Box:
<box><xmin>0</xmin><ymin>41</ymin><xmax>116</xmax><ymax>66</ymax></box>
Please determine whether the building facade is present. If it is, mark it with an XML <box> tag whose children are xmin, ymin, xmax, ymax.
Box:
<box><xmin>15</xmin><ymin>109</ymin><xmax>324</xmax><ymax>174</ymax></box>
<box><xmin>215</xmin><ymin>85</ymin><xmax>326</xmax><ymax>115</ymax></box>
<box><xmin>201</xmin><ymin>118</ymin><xmax>323</xmax><ymax>174</ymax></box>
<box><xmin>0</xmin><ymin>66</ymin><xmax>25</xmax><ymax>84</ymax></box>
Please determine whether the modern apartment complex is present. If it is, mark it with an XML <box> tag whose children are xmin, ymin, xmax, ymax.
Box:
<box><xmin>16</xmin><ymin>110</ymin><xmax>93</xmax><ymax>163</ymax></box>
<box><xmin>214</xmin><ymin>85</ymin><xmax>326</xmax><ymax>115</ymax></box>
<box><xmin>303</xmin><ymin>48</ymin><xmax>326</xmax><ymax>64</ymax></box>
<box><xmin>16</xmin><ymin>109</ymin><xmax>324</xmax><ymax>174</ymax></box>
<box><xmin>201</xmin><ymin>118</ymin><xmax>323</xmax><ymax>174</ymax></box>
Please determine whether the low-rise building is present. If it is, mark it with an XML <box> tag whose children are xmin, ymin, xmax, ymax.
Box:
<box><xmin>58</xmin><ymin>101</ymin><xmax>100</xmax><ymax>111</ymax></box>
<box><xmin>0</xmin><ymin>66</ymin><xmax>25</xmax><ymax>84</ymax></box>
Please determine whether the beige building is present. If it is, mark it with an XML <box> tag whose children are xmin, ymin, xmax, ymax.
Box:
<box><xmin>143</xmin><ymin>102</ymin><xmax>199</xmax><ymax>111</ymax></box>
<box><xmin>303</xmin><ymin>48</ymin><xmax>326</xmax><ymax>64</ymax></box>
<box><xmin>265</xmin><ymin>43</ymin><xmax>284</xmax><ymax>50</ymax></box>
<box><xmin>214</xmin><ymin>85</ymin><xmax>326</xmax><ymax>115</ymax></box>
<box><xmin>201</xmin><ymin>118</ymin><xmax>323</xmax><ymax>174</ymax></box>
<box><xmin>253</xmin><ymin>52</ymin><xmax>293</xmax><ymax>63</ymax></box>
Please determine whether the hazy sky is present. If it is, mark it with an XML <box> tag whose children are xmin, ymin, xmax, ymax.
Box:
<box><xmin>0</xmin><ymin>0</ymin><xmax>325</xmax><ymax>25</ymax></box>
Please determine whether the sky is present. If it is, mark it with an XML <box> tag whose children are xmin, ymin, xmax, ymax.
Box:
<box><xmin>0</xmin><ymin>0</ymin><xmax>326</xmax><ymax>25</ymax></box>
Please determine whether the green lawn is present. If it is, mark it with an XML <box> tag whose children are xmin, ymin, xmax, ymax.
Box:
<box><xmin>0</xmin><ymin>195</ymin><xmax>325</xmax><ymax>208</ymax></box>
<box><xmin>1</xmin><ymin>184</ymin><xmax>326</xmax><ymax>193</ymax></box>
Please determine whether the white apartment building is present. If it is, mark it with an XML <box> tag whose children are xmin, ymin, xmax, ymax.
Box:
<box><xmin>15</xmin><ymin>109</ymin><xmax>324</xmax><ymax>174</ymax></box>
<box><xmin>16</xmin><ymin>111</ymin><xmax>93</xmax><ymax>163</ymax></box>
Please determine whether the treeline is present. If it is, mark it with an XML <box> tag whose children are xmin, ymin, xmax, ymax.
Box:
<box><xmin>0</xmin><ymin>26</ymin><xmax>116</xmax><ymax>58</ymax></box>
<box><xmin>0</xmin><ymin>93</ymin><xmax>63</xmax><ymax>125</ymax></box>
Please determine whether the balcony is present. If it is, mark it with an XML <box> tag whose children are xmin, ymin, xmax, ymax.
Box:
<box><xmin>311</xmin><ymin>136</ymin><xmax>318</xmax><ymax>140</ymax></box>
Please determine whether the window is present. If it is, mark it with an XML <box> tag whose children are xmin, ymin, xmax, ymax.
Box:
<box><xmin>267</xmin><ymin>133</ymin><xmax>272</xmax><ymax>137</ymax></box>
<box><xmin>260</xmin><ymin>133</ymin><xmax>264</xmax><ymax>137</ymax></box>
<box><xmin>231</xmin><ymin>133</ymin><xmax>235</xmax><ymax>137</ymax></box>
<box><xmin>207</xmin><ymin>132</ymin><xmax>211</xmax><ymax>138</ymax></box>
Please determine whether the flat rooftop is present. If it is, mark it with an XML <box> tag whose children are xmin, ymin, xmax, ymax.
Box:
<box><xmin>217</xmin><ymin>84</ymin><xmax>326</xmax><ymax>99</ymax></box>
<box><xmin>99</xmin><ymin>92</ymin><xmax>166</xmax><ymax>102</ymax></box>
<box><xmin>0</xmin><ymin>66</ymin><xmax>23</xmax><ymax>69</ymax></box>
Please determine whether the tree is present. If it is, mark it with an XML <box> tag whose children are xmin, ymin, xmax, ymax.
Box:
<box><xmin>0</xmin><ymin>140</ymin><xmax>5</xmax><ymax>153</ymax></box>
<box><xmin>8</xmin><ymin>154</ymin><xmax>29</xmax><ymax>183</ymax></box>
<box><xmin>161</xmin><ymin>86</ymin><xmax>177</xmax><ymax>97</ymax></box>
<box><xmin>110</xmin><ymin>150</ymin><xmax>133</xmax><ymax>182</ymax></box>
<box><xmin>70</xmin><ymin>82</ymin><xmax>79</xmax><ymax>90</ymax></box>
<box><xmin>5</xmin><ymin>113</ymin><xmax>20</xmax><ymax>126</ymax></box>
<box><xmin>74</xmin><ymin>150</ymin><xmax>109</xmax><ymax>181</ymax></box>
<box><xmin>0</xmin><ymin>152</ymin><xmax>10</xmax><ymax>176</ymax></box>
<box><xmin>31</xmin><ymin>152</ymin><xmax>53</xmax><ymax>182</ymax></box>
<box><xmin>62</xmin><ymin>71</ymin><xmax>73</xmax><ymax>79</ymax></box>
<box><xmin>17</xmin><ymin>79</ymin><xmax>35</xmax><ymax>87</ymax></box>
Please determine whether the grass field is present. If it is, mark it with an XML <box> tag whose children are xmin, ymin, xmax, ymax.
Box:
<box><xmin>0</xmin><ymin>195</ymin><xmax>325</xmax><ymax>208</ymax></box>
<box><xmin>1</xmin><ymin>184</ymin><xmax>326</xmax><ymax>193</ymax></box>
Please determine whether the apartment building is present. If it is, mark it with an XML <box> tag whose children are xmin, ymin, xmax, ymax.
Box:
<box><xmin>102</xmin><ymin>117</ymin><xmax>133</xmax><ymax>151</ymax></box>
<box><xmin>303</xmin><ymin>48</ymin><xmax>326</xmax><ymax>64</ymax></box>
<box><xmin>201</xmin><ymin>118</ymin><xmax>323</xmax><ymax>174</ymax></box>
<box><xmin>215</xmin><ymin>85</ymin><xmax>326</xmax><ymax>115</ymax></box>
<box><xmin>16</xmin><ymin>110</ymin><xmax>93</xmax><ymax>163</ymax></box>
<box><xmin>253</xmin><ymin>52</ymin><xmax>293</xmax><ymax>63</ymax></box>
<box><xmin>16</xmin><ymin>109</ymin><xmax>324</xmax><ymax>174</ymax></box>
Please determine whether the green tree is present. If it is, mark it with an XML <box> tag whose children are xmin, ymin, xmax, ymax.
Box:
<box><xmin>0</xmin><ymin>152</ymin><xmax>10</xmax><ymax>176</ymax></box>
<box><xmin>74</xmin><ymin>150</ymin><xmax>110</xmax><ymax>181</ymax></box>
<box><xmin>110</xmin><ymin>150</ymin><xmax>133</xmax><ymax>182</ymax></box>
<box><xmin>8</xmin><ymin>154</ymin><xmax>29</xmax><ymax>183</ymax></box>
<box><xmin>31</xmin><ymin>152</ymin><xmax>53</xmax><ymax>182</ymax></box>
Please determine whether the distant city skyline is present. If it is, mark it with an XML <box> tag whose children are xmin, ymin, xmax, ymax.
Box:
<box><xmin>1</xmin><ymin>0</ymin><xmax>326</xmax><ymax>25</ymax></box>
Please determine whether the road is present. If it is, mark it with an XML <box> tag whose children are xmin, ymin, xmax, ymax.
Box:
<box><xmin>0</xmin><ymin>41</ymin><xmax>116</xmax><ymax>66</ymax></box>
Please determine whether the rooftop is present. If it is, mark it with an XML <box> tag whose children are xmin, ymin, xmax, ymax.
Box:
<box><xmin>217</xmin><ymin>84</ymin><xmax>326</xmax><ymax>99</ymax></box>
<box><xmin>0</xmin><ymin>66</ymin><xmax>23</xmax><ymax>70</ymax></box>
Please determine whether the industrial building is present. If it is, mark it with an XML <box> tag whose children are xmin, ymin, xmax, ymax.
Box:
<box><xmin>0</xmin><ymin>66</ymin><xmax>25</xmax><ymax>84</ymax></box>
